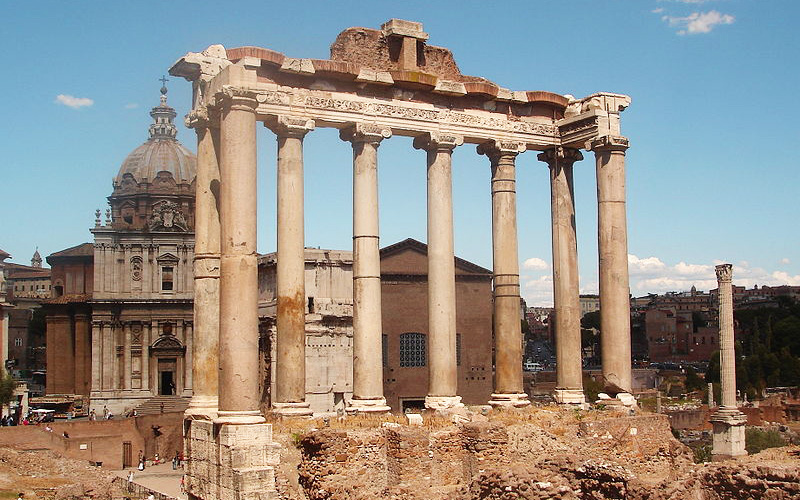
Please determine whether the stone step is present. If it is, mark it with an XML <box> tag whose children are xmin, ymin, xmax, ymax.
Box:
<box><xmin>133</xmin><ymin>396</ymin><xmax>191</xmax><ymax>416</ymax></box>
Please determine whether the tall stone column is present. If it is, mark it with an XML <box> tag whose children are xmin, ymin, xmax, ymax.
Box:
<box><xmin>413</xmin><ymin>132</ymin><xmax>464</xmax><ymax>410</ymax></box>
<box><xmin>123</xmin><ymin>323</ymin><xmax>132</xmax><ymax>390</ymax></box>
<box><xmin>341</xmin><ymin>123</ymin><xmax>392</xmax><ymax>413</ymax></box>
<box><xmin>538</xmin><ymin>147</ymin><xmax>585</xmax><ymax>404</ymax></box>
<box><xmin>711</xmin><ymin>263</ymin><xmax>747</xmax><ymax>459</ymax></box>
<box><xmin>90</xmin><ymin>321</ymin><xmax>102</xmax><ymax>396</ymax></box>
<box><xmin>215</xmin><ymin>89</ymin><xmax>264</xmax><ymax>425</ymax></box>
<box><xmin>265</xmin><ymin>115</ymin><xmax>315</xmax><ymax>417</ymax></box>
<box><xmin>186</xmin><ymin>121</ymin><xmax>220</xmax><ymax>419</ymax></box>
<box><xmin>74</xmin><ymin>313</ymin><xmax>90</xmax><ymax>396</ymax></box>
<box><xmin>590</xmin><ymin>136</ymin><xmax>633</xmax><ymax>394</ymax></box>
<box><xmin>478</xmin><ymin>140</ymin><xmax>529</xmax><ymax>408</ymax></box>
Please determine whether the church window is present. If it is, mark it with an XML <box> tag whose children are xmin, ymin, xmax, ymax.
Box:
<box><xmin>399</xmin><ymin>332</ymin><xmax>426</xmax><ymax>367</ymax></box>
<box><xmin>161</xmin><ymin>266</ymin><xmax>174</xmax><ymax>291</ymax></box>
<box><xmin>382</xmin><ymin>334</ymin><xmax>388</xmax><ymax>367</ymax></box>
<box><xmin>14</xmin><ymin>338</ymin><xmax>22</xmax><ymax>347</ymax></box>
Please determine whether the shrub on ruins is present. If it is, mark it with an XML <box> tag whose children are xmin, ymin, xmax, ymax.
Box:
<box><xmin>745</xmin><ymin>427</ymin><xmax>786</xmax><ymax>455</ymax></box>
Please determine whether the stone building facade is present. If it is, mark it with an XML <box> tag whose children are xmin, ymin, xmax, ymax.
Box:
<box><xmin>42</xmin><ymin>87</ymin><xmax>197</xmax><ymax>415</ymax></box>
<box><xmin>88</xmin><ymin>86</ymin><xmax>196</xmax><ymax>414</ymax></box>
<box><xmin>256</xmin><ymin>240</ymin><xmax>493</xmax><ymax>414</ymax></box>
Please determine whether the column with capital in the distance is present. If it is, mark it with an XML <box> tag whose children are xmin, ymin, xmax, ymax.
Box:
<box><xmin>711</xmin><ymin>263</ymin><xmax>747</xmax><ymax>459</ymax></box>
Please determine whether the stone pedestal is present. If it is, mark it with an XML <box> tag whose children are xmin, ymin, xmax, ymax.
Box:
<box><xmin>185</xmin><ymin>419</ymin><xmax>280</xmax><ymax>500</ymax></box>
<box><xmin>424</xmin><ymin>395</ymin><xmax>463</xmax><ymax>410</ymax></box>
<box><xmin>488</xmin><ymin>393</ymin><xmax>530</xmax><ymax>408</ymax></box>
<box><xmin>553</xmin><ymin>389</ymin><xmax>586</xmax><ymax>405</ymax></box>
<box><xmin>271</xmin><ymin>401</ymin><xmax>313</xmax><ymax>417</ymax></box>
<box><xmin>711</xmin><ymin>409</ymin><xmax>747</xmax><ymax>460</ymax></box>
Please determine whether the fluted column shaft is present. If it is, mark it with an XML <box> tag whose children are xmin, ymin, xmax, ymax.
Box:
<box><xmin>478</xmin><ymin>141</ymin><xmax>527</xmax><ymax>406</ymax></box>
<box><xmin>716</xmin><ymin>264</ymin><xmax>736</xmax><ymax>409</ymax></box>
<box><xmin>591</xmin><ymin>136</ymin><xmax>632</xmax><ymax>393</ymax></box>
<box><xmin>266</xmin><ymin>116</ymin><xmax>314</xmax><ymax>411</ymax></box>
<box><xmin>216</xmin><ymin>91</ymin><xmax>264</xmax><ymax>424</ymax></box>
<box><xmin>341</xmin><ymin>124</ymin><xmax>391</xmax><ymax>412</ymax></box>
<box><xmin>187</xmin><ymin>124</ymin><xmax>221</xmax><ymax>418</ymax></box>
<box><xmin>414</xmin><ymin>133</ymin><xmax>463</xmax><ymax>407</ymax></box>
<box><xmin>539</xmin><ymin>147</ymin><xmax>584</xmax><ymax>398</ymax></box>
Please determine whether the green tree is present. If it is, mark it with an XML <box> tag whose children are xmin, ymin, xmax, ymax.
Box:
<box><xmin>0</xmin><ymin>370</ymin><xmax>16</xmax><ymax>407</ymax></box>
<box><xmin>685</xmin><ymin>366</ymin><xmax>704</xmax><ymax>392</ymax></box>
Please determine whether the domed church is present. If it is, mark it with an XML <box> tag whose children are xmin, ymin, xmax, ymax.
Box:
<box><xmin>88</xmin><ymin>83</ymin><xmax>197</xmax><ymax>414</ymax></box>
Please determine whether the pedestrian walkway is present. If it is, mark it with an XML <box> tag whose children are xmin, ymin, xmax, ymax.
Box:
<box><xmin>115</xmin><ymin>462</ymin><xmax>187</xmax><ymax>499</ymax></box>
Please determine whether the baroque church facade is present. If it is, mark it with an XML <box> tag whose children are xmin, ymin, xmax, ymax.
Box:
<box><xmin>45</xmin><ymin>85</ymin><xmax>197</xmax><ymax>414</ymax></box>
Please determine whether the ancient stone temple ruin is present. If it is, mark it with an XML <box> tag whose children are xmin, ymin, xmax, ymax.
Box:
<box><xmin>171</xmin><ymin>19</ymin><xmax>633</xmax><ymax>499</ymax></box>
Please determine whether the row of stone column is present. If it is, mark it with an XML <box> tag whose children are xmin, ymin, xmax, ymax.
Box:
<box><xmin>187</xmin><ymin>92</ymin><xmax>632</xmax><ymax>420</ymax></box>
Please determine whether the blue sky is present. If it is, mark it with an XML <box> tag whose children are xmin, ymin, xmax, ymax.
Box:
<box><xmin>2</xmin><ymin>1</ymin><xmax>798</xmax><ymax>306</ymax></box>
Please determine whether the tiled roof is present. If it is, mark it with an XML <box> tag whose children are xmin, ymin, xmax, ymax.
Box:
<box><xmin>48</xmin><ymin>243</ymin><xmax>94</xmax><ymax>258</ymax></box>
<box><xmin>43</xmin><ymin>293</ymin><xmax>91</xmax><ymax>305</ymax></box>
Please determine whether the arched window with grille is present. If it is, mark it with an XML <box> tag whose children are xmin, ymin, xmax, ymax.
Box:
<box><xmin>399</xmin><ymin>332</ymin><xmax>426</xmax><ymax>367</ymax></box>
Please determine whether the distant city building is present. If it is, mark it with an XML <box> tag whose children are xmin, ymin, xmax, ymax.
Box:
<box><xmin>579</xmin><ymin>294</ymin><xmax>600</xmax><ymax>317</ymax></box>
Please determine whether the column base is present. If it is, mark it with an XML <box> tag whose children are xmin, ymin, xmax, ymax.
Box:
<box><xmin>214</xmin><ymin>410</ymin><xmax>266</xmax><ymax>425</ymax></box>
<box><xmin>185</xmin><ymin>419</ymin><xmax>280</xmax><ymax>500</ymax></box>
<box><xmin>185</xmin><ymin>395</ymin><xmax>219</xmax><ymax>420</ymax></box>
<box><xmin>553</xmin><ymin>389</ymin><xmax>586</xmax><ymax>405</ymax></box>
<box><xmin>711</xmin><ymin>407</ymin><xmax>747</xmax><ymax>460</ymax></box>
<box><xmin>596</xmin><ymin>392</ymin><xmax>638</xmax><ymax>409</ymax></box>
<box><xmin>346</xmin><ymin>397</ymin><xmax>391</xmax><ymax>414</ymax></box>
<box><xmin>271</xmin><ymin>402</ymin><xmax>313</xmax><ymax>418</ymax></box>
<box><xmin>488</xmin><ymin>393</ymin><xmax>531</xmax><ymax>408</ymax></box>
<box><xmin>425</xmin><ymin>395</ymin><xmax>463</xmax><ymax>410</ymax></box>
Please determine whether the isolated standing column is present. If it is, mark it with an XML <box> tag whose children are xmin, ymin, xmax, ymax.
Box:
<box><xmin>413</xmin><ymin>132</ymin><xmax>463</xmax><ymax>410</ymax></box>
<box><xmin>215</xmin><ymin>90</ymin><xmax>264</xmax><ymax>424</ymax></box>
<box><xmin>478</xmin><ymin>140</ymin><xmax>529</xmax><ymax>407</ymax></box>
<box><xmin>539</xmin><ymin>146</ymin><xmax>585</xmax><ymax>403</ymax></box>
<box><xmin>186</xmin><ymin>120</ymin><xmax>221</xmax><ymax>419</ymax></box>
<box><xmin>266</xmin><ymin>116</ymin><xmax>315</xmax><ymax>416</ymax></box>
<box><xmin>341</xmin><ymin>123</ymin><xmax>392</xmax><ymax>413</ymax></box>
<box><xmin>591</xmin><ymin>136</ymin><xmax>632</xmax><ymax>394</ymax></box>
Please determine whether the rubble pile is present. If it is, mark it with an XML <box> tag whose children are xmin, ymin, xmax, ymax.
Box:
<box><xmin>290</xmin><ymin>406</ymin><xmax>800</xmax><ymax>500</ymax></box>
<box><xmin>0</xmin><ymin>447</ymin><xmax>117</xmax><ymax>499</ymax></box>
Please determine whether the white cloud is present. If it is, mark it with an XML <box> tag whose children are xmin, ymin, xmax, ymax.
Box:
<box><xmin>124</xmin><ymin>103</ymin><xmax>139</xmax><ymax>109</ymax></box>
<box><xmin>55</xmin><ymin>94</ymin><xmax>94</xmax><ymax>109</ymax></box>
<box><xmin>662</xmin><ymin>10</ymin><xmax>734</xmax><ymax>35</ymax></box>
<box><xmin>523</xmin><ymin>275</ymin><xmax>554</xmax><ymax>307</ymax></box>
<box><xmin>652</xmin><ymin>7</ymin><xmax>664</xmax><ymax>14</ymax></box>
<box><xmin>523</xmin><ymin>257</ymin><xmax>549</xmax><ymax>271</ymax></box>
<box><xmin>781</xmin><ymin>258</ymin><xmax>791</xmax><ymax>265</ymax></box>
<box><xmin>628</xmin><ymin>254</ymin><xmax>666</xmax><ymax>275</ymax></box>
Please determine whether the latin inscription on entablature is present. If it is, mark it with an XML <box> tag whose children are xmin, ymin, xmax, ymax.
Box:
<box><xmin>246</xmin><ymin>89</ymin><xmax>558</xmax><ymax>138</ymax></box>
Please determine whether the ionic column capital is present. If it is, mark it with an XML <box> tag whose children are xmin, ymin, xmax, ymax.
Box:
<box><xmin>413</xmin><ymin>132</ymin><xmax>463</xmax><ymax>152</ymax></box>
<box><xmin>589</xmin><ymin>135</ymin><xmax>629</xmax><ymax>152</ymax></box>
<box><xmin>476</xmin><ymin>139</ymin><xmax>525</xmax><ymax>162</ymax></box>
<box><xmin>715</xmin><ymin>263</ymin><xmax>733</xmax><ymax>283</ymax></box>
<box><xmin>216</xmin><ymin>86</ymin><xmax>259</xmax><ymax>112</ymax></box>
<box><xmin>339</xmin><ymin>123</ymin><xmax>392</xmax><ymax>145</ymax></box>
<box><xmin>537</xmin><ymin>146</ymin><xmax>584</xmax><ymax>166</ymax></box>
<box><xmin>264</xmin><ymin>115</ymin><xmax>315</xmax><ymax>139</ymax></box>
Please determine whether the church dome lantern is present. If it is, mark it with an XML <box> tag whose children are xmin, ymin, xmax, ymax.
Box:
<box><xmin>109</xmin><ymin>79</ymin><xmax>196</xmax><ymax>231</ymax></box>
